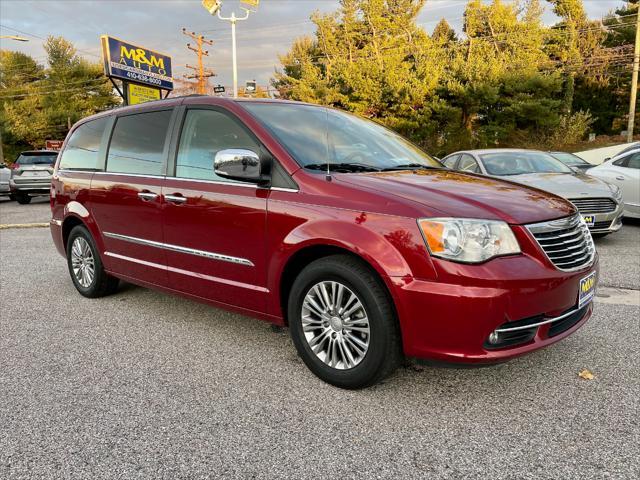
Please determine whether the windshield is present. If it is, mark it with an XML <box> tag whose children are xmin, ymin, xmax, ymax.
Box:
<box><xmin>480</xmin><ymin>151</ymin><xmax>573</xmax><ymax>175</ymax></box>
<box><xmin>242</xmin><ymin>102</ymin><xmax>441</xmax><ymax>171</ymax></box>
<box><xmin>16</xmin><ymin>153</ymin><xmax>58</xmax><ymax>165</ymax></box>
<box><xmin>550</xmin><ymin>152</ymin><xmax>589</xmax><ymax>165</ymax></box>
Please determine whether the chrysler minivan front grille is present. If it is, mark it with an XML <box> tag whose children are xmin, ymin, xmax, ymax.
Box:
<box><xmin>526</xmin><ymin>214</ymin><xmax>595</xmax><ymax>271</ymax></box>
<box><xmin>569</xmin><ymin>197</ymin><xmax>617</xmax><ymax>214</ymax></box>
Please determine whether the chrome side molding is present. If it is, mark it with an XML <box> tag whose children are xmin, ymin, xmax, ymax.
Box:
<box><xmin>103</xmin><ymin>232</ymin><xmax>255</xmax><ymax>267</ymax></box>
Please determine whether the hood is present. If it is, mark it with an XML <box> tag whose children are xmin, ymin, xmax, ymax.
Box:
<box><xmin>496</xmin><ymin>172</ymin><xmax>612</xmax><ymax>200</ymax></box>
<box><xmin>338</xmin><ymin>169</ymin><xmax>575</xmax><ymax>225</ymax></box>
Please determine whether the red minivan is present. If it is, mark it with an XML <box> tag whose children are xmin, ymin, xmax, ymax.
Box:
<box><xmin>50</xmin><ymin>97</ymin><xmax>598</xmax><ymax>388</ymax></box>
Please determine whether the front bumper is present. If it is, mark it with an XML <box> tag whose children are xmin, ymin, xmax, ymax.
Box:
<box><xmin>578</xmin><ymin>200</ymin><xmax>624</xmax><ymax>234</ymax></box>
<box><xmin>390</xmin><ymin>230</ymin><xmax>598</xmax><ymax>363</ymax></box>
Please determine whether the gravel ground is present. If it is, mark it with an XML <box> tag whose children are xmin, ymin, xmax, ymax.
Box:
<box><xmin>0</xmin><ymin>205</ymin><xmax>638</xmax><ymax>479</ymax></box>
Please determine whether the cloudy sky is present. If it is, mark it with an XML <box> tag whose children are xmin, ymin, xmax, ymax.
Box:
<box><xmin>0</xmin><ymin>0</ymin><xmax>625</xmax><ymax>89</ymax></box>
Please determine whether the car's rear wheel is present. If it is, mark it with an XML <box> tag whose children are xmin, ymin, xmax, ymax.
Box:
<box><xmin>15</xmin><ymin>194</ymin><xmax>31</xmax><ymax>204</ymax></box>
<box><xmin>288</xmin><ymin>254</ymin><xmax>401</xmax><ymax>389</ymax></box>
<box><xmin>66</xmin><ymin>225</ymin><xmax>119</xmax><ymax>298</ymax></box>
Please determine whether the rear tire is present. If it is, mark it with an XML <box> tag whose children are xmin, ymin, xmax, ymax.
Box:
<box><xmin>288</xmin><ymin>254</ymin><xmax>402</xmax><ymax>389</ymax></box>
<box><xmin>16</xmin><ymin>194</ymin><xmax>31</xmax><ymax>204</ymax></box>
<box><xmin>66</xmin><ymin>225</ymin><xmax>119</xmax><ymax>298</ymax></box>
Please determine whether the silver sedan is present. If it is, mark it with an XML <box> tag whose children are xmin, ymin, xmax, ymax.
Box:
<box><xmin>441</xmin><ymin>149</ymin><xmax>624</xmax><ymax>236</ymax></box>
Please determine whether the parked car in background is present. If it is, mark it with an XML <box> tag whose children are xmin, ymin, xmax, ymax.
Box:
<box><xmin>549</xmin><ymin>151</ymin><xmax>593</xmax><ymax>172</ymax></box>
<box><xmin>0</xmin><ymin>162</ymin><xmax>11</xmax><ymax>198</ymax></box>
<box><xmin>574</xmin><ymin>142</ymin><xmax>639</xmax><ymax>166</ymax></box>
<box><xmin>9</xmin><ymin>150</ymin><xmax>58</xmax><ymax>204</ymax></box>
<box><xmin>442</xmin><ymin>149</ymin><xmax>624</xmax><ymax>236</ymax></box>
<box><xmin>587</xmin><ymin>148</ymin><xmax>640</xmax><ymax>219</ymax></box>
<box><xmin>51</xmin><ymin>97</ymin><xmax>598</xmax><ymax>388</ymax></box>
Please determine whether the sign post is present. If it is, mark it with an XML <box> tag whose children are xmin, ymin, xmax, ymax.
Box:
<box><xmin>100</xmin><ymin>35</ymin><xmax>174</xmax><ymax>105</ymax></box>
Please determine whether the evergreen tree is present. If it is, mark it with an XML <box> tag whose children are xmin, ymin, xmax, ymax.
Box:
<box><xmin>1</xmin><ymin>36</ymin><xmax>117</xmax><ymax>151</ymax></box>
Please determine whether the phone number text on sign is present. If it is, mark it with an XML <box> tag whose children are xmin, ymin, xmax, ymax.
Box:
<box><xmin>126</xmin><ymin>72</ymin><xmax>162</xmax><ymax>86</ymax></box>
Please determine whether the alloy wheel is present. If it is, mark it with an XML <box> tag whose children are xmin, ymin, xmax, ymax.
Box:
<box><xmin>301</xmin><ymin>281</ymin><xmax>370</xmax><ymax>370</ymax></box>
<box><xmin>71</xmin><ymin>237</ymin><xmax>95</xmax><ymax>288</ymax></box>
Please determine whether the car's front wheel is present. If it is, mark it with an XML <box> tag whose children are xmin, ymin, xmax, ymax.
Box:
<box><xmin>66</xmin><ymin>225</ymin><xmax>119</xmax><ymax>298</ymax></box>
<box><xmin>288</xmin><ymin>255</ymin><xmax>402</xmax><ymax>389</ymax></box>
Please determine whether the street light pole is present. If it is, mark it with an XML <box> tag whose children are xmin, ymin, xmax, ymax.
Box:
<box><xmin>627</xmin><ymin>9</ymin><xmax>640</xmax><ymax>143</ymax></box>
<box><xmin>217</xmin><ymin>9</ymin><xmax>250</xmax><ymax>99</ymax></box>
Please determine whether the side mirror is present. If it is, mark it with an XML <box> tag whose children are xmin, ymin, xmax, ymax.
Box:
<box><xmin>214</xmin><ymin>149</ymin><xmax>268</xmax><ymax>184</ymax></box>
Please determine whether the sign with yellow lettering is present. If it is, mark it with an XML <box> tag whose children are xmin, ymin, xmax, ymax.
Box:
<box><xmin>101</xmin><ymin>35</ymin><xmax>173</xmax><ymax>90</ymax></box>
<box><xmin>127</xmin><ymin>83</ymin><xmax>161</xmax><ymax>105</ymax></box>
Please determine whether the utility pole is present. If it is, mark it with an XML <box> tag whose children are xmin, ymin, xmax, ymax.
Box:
<box><xmin>182</xmin><ymin>28</ymin><xmax>215</xmax><ymax>95</ymax></box>
<box><xmin>627</xmin><ymin>8</ymin><xmax>640</xmax><ymax>143</ymax></box>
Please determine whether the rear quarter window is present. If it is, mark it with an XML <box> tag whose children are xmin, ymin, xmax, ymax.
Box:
<box><xmin>59</xmin><ymin>117</ymin><xmax>109</xmax><ymax>170</ymax></box>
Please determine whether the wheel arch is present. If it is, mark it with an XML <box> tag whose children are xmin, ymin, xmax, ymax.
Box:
<box><xmin>60</xmin><ymin>201</ymin><xmax>105</xmax><ymax>255</ymax></box>
<box><xmin>278</xmin><ymin>243</ymin><xmax>401</xmax><ymax>336</ymax></box>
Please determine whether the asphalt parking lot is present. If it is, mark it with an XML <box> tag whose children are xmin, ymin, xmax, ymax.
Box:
<box><xmin>1</xmin><ymin>198</ymin><xmax>639</xmax><ymax>479</ymax></box>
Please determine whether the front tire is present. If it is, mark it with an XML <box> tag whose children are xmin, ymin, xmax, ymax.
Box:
<box><xmin>288</xmin><ymin>255</ymin><xmax>402</xmax><ymax>389</ymax></box>
<box><xmin>66</xmin><ymin>225</ymin><xmax>119</xmax><ymax>298</ymax></box>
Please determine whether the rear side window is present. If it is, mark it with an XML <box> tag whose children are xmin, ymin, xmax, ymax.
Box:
<box><xmin>106</xmin><ymin>110</ymin><xmax>172</xmax><ymax>176</ymax></box>
<box><xmin>59</xmin><ymin>117</ymin><xmax>108</xmax><ymax>170</ymax></box>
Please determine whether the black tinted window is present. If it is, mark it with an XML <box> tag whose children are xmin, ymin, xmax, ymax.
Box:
<box><xmin>628</xmin><ymin>153</ymin><xmax>640</xmax><ymax>170</ymax></box>
<box><xmin>59</xmin><ymin>117</ymin><xmax>108</xmax><ymax>170</ymax></box>
<box><xmin>176</xmin><ymin>109</ymin><xmax>261</xmax><ymax>182</ymax></box>
<box><xmin>613</xmin><ymin>156</ymin><xmax>628</xmax><ymax>167</ymax></box>
<box><xmin>107</xmin><ymin>110</ymin><xmax>172</xmax><ymax>175</ymax></box>
<box><xmin>16</xmin><ymin>153</ymin><xmax>58</xmax><ymax>165</ymax></box>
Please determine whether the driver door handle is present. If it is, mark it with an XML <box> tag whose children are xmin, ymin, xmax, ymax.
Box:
<box><xmin>615</xmin><ymin>176</ymin><xmax>625</xmax><ymax>181</ymax></box>
<box><xmin>165</xmin><ymin>193</ymin><xmax>187</xmax><ymax>205</ymax></box>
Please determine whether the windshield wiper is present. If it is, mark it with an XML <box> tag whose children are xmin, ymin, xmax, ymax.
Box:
<box><xmin>304</xmin><ymin>163</ymin><xmax>382</xmax><ymax>173</ymax></box>
<box><xmin>381</xmin><ymin>163</ymin><xmax>441</xmax><ymax>172</ymax></box>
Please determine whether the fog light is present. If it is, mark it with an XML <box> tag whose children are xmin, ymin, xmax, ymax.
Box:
<box><xmin>488</xmin><ymin>331</ymin><xmax>500</xmax><ymax>345</ymax></box>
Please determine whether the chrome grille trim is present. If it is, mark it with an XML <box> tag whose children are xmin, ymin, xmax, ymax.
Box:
<box><xmin>526</xmin><ymin>214</ymin><xmax>595</xmax><ymax>271</ymax></box>
<box><xmin>569</xmin><ymin>197</ymin><xmax>617</xmax><ymax>214</ymax></box>
<box><xmin>495</xmin><ymin>303</ymin><xmax>591</xmax><ymax>333</ymax></box>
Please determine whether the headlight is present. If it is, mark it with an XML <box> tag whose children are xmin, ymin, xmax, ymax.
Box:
<box><xmin>418</xmin><ymin>218</ymin><xmax>521</xmax><ymax>263</ymax></box>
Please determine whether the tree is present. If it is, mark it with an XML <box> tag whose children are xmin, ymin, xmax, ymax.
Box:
<box><xmin>1</xmin><ymin>36</ymin><xmax>118</xmax><ymax>152</ymax></box>
<box><xmin>431</xmin><ymin>18</ymin><xmax>457</xmax><ymax>44</ymax></box>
